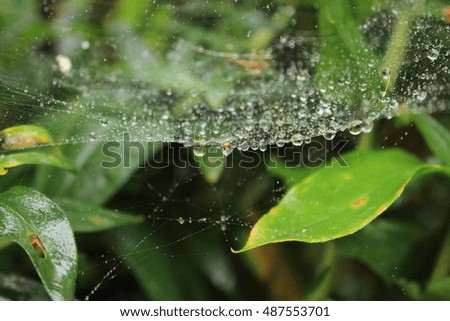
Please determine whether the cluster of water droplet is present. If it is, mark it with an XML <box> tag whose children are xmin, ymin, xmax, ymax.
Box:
<box><xmin>1</xmin><ymin>6</ymin><xmax>448</xmax><ymax>155</ymax></box>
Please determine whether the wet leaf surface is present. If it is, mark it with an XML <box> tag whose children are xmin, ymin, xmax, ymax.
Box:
<box><xmin>0</xmin><ymin>186</ymin><xmax>77</xmax><ymax>300</ymax></box>
<box><xmin>0</xmin><ymin>151</ymin><xmax>75</xmax><ymax>175</ymax></box>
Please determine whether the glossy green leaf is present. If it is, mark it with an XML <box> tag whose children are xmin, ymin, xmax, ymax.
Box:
<box><xmin>0</xmin><ymin>186</ymin><xmax>77</xmax><ymax>300</ymax></box>
<box><xmin>235</xmin><ymin>149</ymin><xmax>450</xmax><ymax>252</ymax></box>
<box><xmin>59</xmin><ymin>198</ymin><xmax>144</xmax><ymax>233</ymax></box>
<box><xmin>0</xmin><ymin>272</ymin><xmax>50</xmax><ymax>300</ymax></box>
<box><xmin>414</xmin><ymin>114</ymin><xmax>450</xmax><ymax>166</ymax></box>
<box><xmin>268</xmin><ymin>158</ymin><xmax>316</xmax><ymax>188</ymax></box>
<box><xmin>0</xmin><ymin>151</ymin><xmax>76</xmax><ymax>175</ymax></box>
<box><xmin>0</xmin><ymin>125</ymin><xmax>53</xmax><ymax>150</ymax></box>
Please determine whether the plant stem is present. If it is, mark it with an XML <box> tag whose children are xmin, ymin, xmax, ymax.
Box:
<box><xmin>428</xmin><ymin>222</ymin><xmax>450</xmax><ymax>286</ymax></box>
<box><xmin>361</xmin><ymin>7</ymin><xmax>414</xmax><ymax>149</ymax></box>
<box><xmin>380</xmin><ymin>10</ymin><xmax>412</xmax><ymax>94</ymax></box>
<box><xmin>357</xmin><ymin>124</ymin><xmax>377</xmax><ymax>150</ymax></box>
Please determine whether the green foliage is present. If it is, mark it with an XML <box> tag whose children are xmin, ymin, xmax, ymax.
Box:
<box><xmin>0</xmin><ymin>186</ymin><xmax>77</xmax><ymax>300</ymax></box>
<box><xmin>414</xmin><ymin>114</ymin><xmax>450</xmax><ymax>166</ymax></box>
<box><xmin>59</xmin><ymin>198</ymin><xmax>144</xmax><ymax>233</ymax></box>
<box><xmin>236</xmin><ymin>149</ymin><xmax>450</xmax><ymax>252</ymax></box>
<box><xmin>317</xmin><ymin>0</ymin><xmax>382</xmax><ymax>105</ymax></box>
<box><xmin>0</xmin><ymin>0</ymin><xmax>449</xmax><ymax>302</ymax></box>
<box><xmin>0</xmin><ymin>125</ymin><xmax>76</xmax><ymax>175</ymax></box>
<box><xmin>0</xmin><ymin>151</ymin><xmax>75</xmax><ymax>176</ymax></box>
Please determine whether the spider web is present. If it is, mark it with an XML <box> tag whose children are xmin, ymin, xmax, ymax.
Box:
<box><xmin>0</xmin><ymin>0</ymin><xmax>449</xmax><ymax>300</ymax></box>
<box><xmin>0</xmin><ymin>1</ymin><xmax>448</xmax><ymax>154</ymax></box>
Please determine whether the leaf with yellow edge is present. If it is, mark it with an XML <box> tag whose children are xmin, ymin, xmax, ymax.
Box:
<box><xmin>0</xmin><ymin>125</ymin><xmax>53</xmax><ymax>150</ymax></box>
<box><xmin>234</xmin><ymin>149</ymin><xmax>450</xmax><ymax>252</ymax></box>
<box><xmin>0</xmin><ymin>152</ymin><xmax>76</xmax><ymax>175</ymax></box>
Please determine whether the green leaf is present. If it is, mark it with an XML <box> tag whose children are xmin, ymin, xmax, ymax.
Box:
<box><xmin>58</xmin><ymin>198</ymin><xmax>144</xmax><ymax>233</ymax></box>
<box><xmin>0</xmin><ymin>272</ymin><xmax>50</xmax><ymax>300</ymax></box>
<box><xmin>268</xmin><ymin>158</ymin><xmax>316</xmax><ymax>188</ymax></box>
<box><xmin>235</xmin><ymin>149</ymin><xmax>450</xmax><ymax>252</ymax></box>
<box><xmin>34</xmin><ymin>139</ymin><xmax>161</xmax><ymax>205</ymax></box>
<box><xmin>115</xmin><ymin>0</ymin><xmax>149</xmax><ymax>25</ymax></box>
<box><xmin>414</xmin><ymin>114</ymin><xmax>450</xmax><ymax>166</ymax></box>
<box><xmin>109</xmin><ymin>225</ymin><xmax>216</xmax><ymax>300</ymax></box>
<box><xmin>0</xmin><ymin>125</ymin><xmax>53</xmax><ymax>151</ymax></box>
<box><xmin>396</xmin><ymin>278</ymin><xmax>422</xmax><ymax>300</ymax></box>
<box><xmin>0</xmin><ymin>151</ymin><xmax>76</xmax><ymax>175</ymax></box>
<box><xmin>423</xmin><ymin>277</ymin><xmax>450</xmax><ymax>300</ymax></box>
<box><xmin>0</xmin><ymin>124</ymin><xmax>75</xmax><ymax>175</ymax></box>
<box><xmin>0</xmin><ymin>186</ymin><xmax>77</xmax><ymax>300</ymax></box>
<box><xmin>110</xmin><ymin>227</ymin><xmax>184</xmax><ymax>300</ymax></box>
<box><xmin>336</xmin><ymin>219</ymin><xmax>422</xmax><ymax>281</ymax></box>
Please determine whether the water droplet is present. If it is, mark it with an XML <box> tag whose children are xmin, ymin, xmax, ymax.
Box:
<box><xmin>89</xmin><ymin>132</ymin><xmax>97</xmax><ymax>141</ymax></box>
<box><xmin>177</xmin><ymin>217</ymin><xmax>185</xmax><ymax>225</ymax></box>
<box><xmin>222</xmin><ymin>144</ymin><xmax>233</xmax><ymax>156</ymax></box>
<box><xmin>361</xmin><ymin>120</ymin><xmax>374</xmax><ymax>133</ymax></box>
<box><xmin>413</xmin><ymin>90</ymin><xmax>427</xmax><ymax>102</ymax></box>
<box><xmin>291</xmin><ymin>134</ymin><xmax>303</xmax><ymax>146</ymax></box>
<box><xmin>323</xmin><ymin>131</ymin><xmax>336</xmax><ymax>140</ymax></box>
<box><xmin>238</xmin><ymin>142</ymin><xmax>249</xmax><ymax>151</ymax></box>
<box><xmin>161</xmin><ymin>110</ymin><xmax>170</xmax><ymax>120</ymax></box>
<box><xmin>359</xmin><ymin>83</ymin><xmax>367</xmax><ymax>92</ymax></box>
<box><xmin>259</xmin><ymin>119</ymin><xmax>270</xmax><ymax>131</ymax></box>
<box><xmin>243</xmin><ymin>119</ymin><xmax>254</xmax><ymax>131</ymax></box>
<box><xmin>193</xmin><ymin>146</ymin><xmax>206</xmax><ymax>157</ymax></box>
<box><xmin>427</xmin><ymin>48</ymin><xmax>439</xmax><ymax>61</ymax></box>
<box><xmin>100</xmin><ymin>118</ymin><xmax>109</xmax><ymax>126</ymax></box>
<box><xmin>388</xmin><ymin>99</ymin><xmax>398</xmax><ymax>110</ymax></box>
<box><xmin>382</xmin><ymin>68</ymin><xmax>391</xmax><ymax>80</ymax></box>
<box><xmin>348</xmin><ymin>120</ymin><xmax>362</xmax><ymax>135</ymax></box>
<box><xmin>81</xmin><ymin>40</ymin><xmax>90</xmax><ymax>50</ymax></box>
<box><xmin>55</xmin><ymin>54</ymin><xmax>72</xmax><ymax>74</ymax></box>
